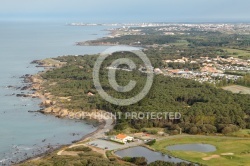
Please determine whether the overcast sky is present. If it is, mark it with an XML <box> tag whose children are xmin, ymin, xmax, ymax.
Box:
<box><xmin>1</xmin><ymin>0</ymin><xmax>250</xmax><ymax>22</ymax></box>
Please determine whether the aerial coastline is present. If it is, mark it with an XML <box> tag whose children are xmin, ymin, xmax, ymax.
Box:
<box><xmin>2</xmin><ymin>0</ymin><xmax>250</xmax><ymax>165</ymax></box>
<box><xmin>15</xmin><ymin>22</ymin><xmax>250</xmax><ymax>166</ymax></box>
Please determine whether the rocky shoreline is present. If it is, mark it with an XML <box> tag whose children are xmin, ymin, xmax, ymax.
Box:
<box><xmin>13</xmin><ymin>59</ymin><xmax>115</xmax><ymax>165</ymax></box>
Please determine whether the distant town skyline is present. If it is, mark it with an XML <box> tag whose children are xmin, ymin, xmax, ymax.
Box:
<box><xmin>1</xmin><ymin>0</ymin><xmax>250</xmax><ymax>22</ymax></box>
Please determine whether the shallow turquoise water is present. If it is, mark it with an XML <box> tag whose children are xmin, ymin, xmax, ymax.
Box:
<box><xmin>0</xmin><ymin>21</ymin><xmax>110</xmax><ymax>164</ymax></box>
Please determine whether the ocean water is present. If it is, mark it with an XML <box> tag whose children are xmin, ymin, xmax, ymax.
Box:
<box><xmin>0</xmin><ymin>21</ymin><xmax>110</xmax><ymax>165</ymax></box>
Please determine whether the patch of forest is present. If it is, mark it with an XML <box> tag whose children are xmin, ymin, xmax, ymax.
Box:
<box><xmin>41</xmin><ymin>53</ymin><xmax>250</xmax><ymax>135</ymax></box>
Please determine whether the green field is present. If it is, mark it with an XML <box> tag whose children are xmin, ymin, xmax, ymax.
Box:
<box><xmin>222</xmin><ymin>85</ymin><xmax>250</xmax><ymax>94</ymax></box>
<box><xmin>169</xmin><ymin>40</ymin><xmax>189</xmax><ymax>46</ymax></box>
<box><xmin>224</xmin><ymin>48</ymin><xmax>250</xmax><ymax>59</ymax></box>
<box><xmin>151</xmin><ymin>136</ymin><xmax>250</xmax><ymax>166</ymax></box>
<box><xmin>229</xmin><ymin>129</ymin><xmax>250</xmax><ymax>137</ymax></box>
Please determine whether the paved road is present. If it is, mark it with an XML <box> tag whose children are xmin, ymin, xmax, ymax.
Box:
<box><xmin>57</xmin><ymin>112</ymin><xmax>115</xmax><ymax>156</ymax></box>
<box><xmin>91</xmin><ymin>113</ymin><xmax>115</xmax><ymax>139</ymax></box>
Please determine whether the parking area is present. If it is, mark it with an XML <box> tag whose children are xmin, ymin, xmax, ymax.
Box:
<box><xmin>87</xmin><ymin>139</ymin><xmax>124</xmax><ymax>150</ymax></box>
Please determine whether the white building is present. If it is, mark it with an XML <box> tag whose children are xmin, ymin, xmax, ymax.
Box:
<box><xmin>112</xmin><ymin>134</ymin><xmax>134</xmax><ymax>144</ymax></box>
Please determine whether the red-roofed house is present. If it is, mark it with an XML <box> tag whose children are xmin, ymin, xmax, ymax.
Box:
<box><xmin>113</xmin><ymin>134</ymin><xmax>134</xmax><ymax>143</ymax></box>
